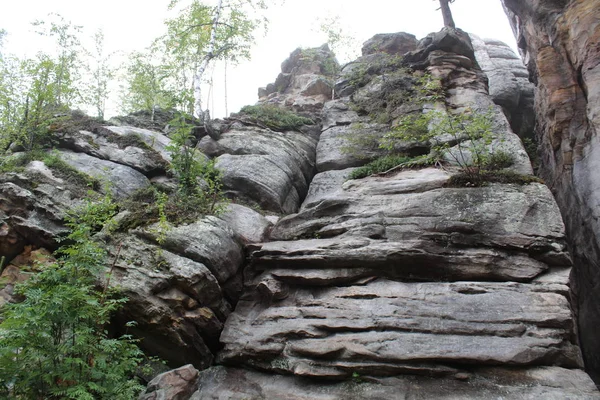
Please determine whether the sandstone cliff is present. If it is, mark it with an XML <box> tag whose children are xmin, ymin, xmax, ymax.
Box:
<box><xmin>1</xmin><ymin>25</ymin><xmax>599</xmax><ymax>399</ymax></box>
<box><xmin>501</xmin><ymin>0</ymin><xmax>600</xmax><ymax>384</ymax></box>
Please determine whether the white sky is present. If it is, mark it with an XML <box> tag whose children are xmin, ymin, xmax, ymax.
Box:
<box><xmin>0</xmin><ymin>0</ymin><xmax>518</xmax><ymax>119</ymax></box>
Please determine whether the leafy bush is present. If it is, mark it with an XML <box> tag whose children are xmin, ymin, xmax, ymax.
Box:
<box><xmin>167</xmin><ymin>116</ymin><xmax>225</xmax><ymax>212</ymax></box>
<box><xmin>483</xmin><ymin>150</ymin><xmax>514</xmax><ymax>171</ymax></box>
<box><xmin>447</xmin><ymin>170</ymin><xmax>544</xmax><ymax>187</ymax></box>
<box><xmin>381</xmin><ymin>109</ymin><xmax>501</xmax><ymax>180</ymax></box>
<box><xmin>349</xmin><ymin>154</ymin><xmax>412</xmax><ymax>179</ymax></box>
<box><xmin>0</xmin><ymin>193</ymin><xmax>146</xmax><ymax>399</ymax></box>
<box><xmin>238</xmin><ymin>105</ymin><xmax>314</xmax><ymax>132</ymax></box>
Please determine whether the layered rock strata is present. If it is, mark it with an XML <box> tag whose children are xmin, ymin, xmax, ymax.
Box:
<box><xmin>501</xmin><ymin>0</ymin><xmax>600</xmax><ymax>383</ymax></box>
<box><xmin>154</xmin><ymin>31</ymin><xmax>599</xmax><ymax>398</ymax></box>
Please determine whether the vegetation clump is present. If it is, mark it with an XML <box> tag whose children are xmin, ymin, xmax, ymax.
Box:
<box><xmin>0</xmin><ymin>193</ymin><xmax>148</xmax><ymax>399</ymax></box>
<box><xmin>349</xmin><ymin>154</ymin><xmax>412</xmax><ymax>179</ymax></box>
<box><xmin>447</xmin><ymin>170</ymin><xmax>544</xmax><ymax>187</ymax></box>
<box><xmin>42</xmin><ymin>152</ymin><xmax>101</xmax><ymax>191</ymax></box>
<box><xmin>119</xmin><ymin>116</ymin><xmax>227</xmax><ymax>230</ymax></box>
<box><xmin>238</xmin><ymin>104</ymin><xmax>314</xmax><ymax>132</ymax></box>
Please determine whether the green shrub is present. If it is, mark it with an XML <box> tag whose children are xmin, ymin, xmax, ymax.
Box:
<box><xmin>381</xmin><ymin>109</ymin><xmax>501</xmax><ymax>181</ymax></box>
<box><xmin>483</xmin><ymin>150</ymin><xmax>514</xmax><ymax>171</ymax></box>
<box><xmin>348</xmin><ymin>154</ymin><xmax>437</xmax><ymax>180</ymax></box>
<box><xmin>0</xmin><ymin>193</ymin><xmax>146</xmax><ymax>399</ymax></box>
<box><xmin>238</xmin><ymin>105</ymin><xmax>314</xmax><ymax>132</ymax></box>
<box><xmin>447</xmin><ymin>170</ymin><xmax>544</xmax><ymax>187</ymax></box>
<box><xmin>349</xmin><ymin>154</ymin><xmax>412</xmax><ymax>179</ymax></box>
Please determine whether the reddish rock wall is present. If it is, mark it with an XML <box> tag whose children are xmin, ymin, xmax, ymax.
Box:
<box><xmin>501</xmin><ymin>0</ymin><xmax>600</xmax><ymax>384</ymax></box>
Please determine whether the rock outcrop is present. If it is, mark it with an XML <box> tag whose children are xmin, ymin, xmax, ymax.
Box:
<box><xmin>501</xmin><ymin>0</ymin><xmax>600</xmax><ymax>384</ymax></box>
<box><xmin>2</xmin><ymin>23</ymin><xmax>600</xmax><ymax>400</ymax></box>
<box><xmin>137</xmin><ymin>30</ymin><xmax>597</xmax><ymax>398</ymax></box>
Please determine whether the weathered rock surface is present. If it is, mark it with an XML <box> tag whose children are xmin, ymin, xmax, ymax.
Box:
<box><xmin>361</xmin><ymin>32</ymin><xmax>418</xmax><ymax>56</ymax></box>
<box><xmin>323</xmin><ymin>28</ymin><xmax>532</xmax><ymax>175</ymax></box>
<box><xmin>58</xmin><ymin>150</ymin><xmax>151</xmax><ymax>198</ymax></box>
<box><xmin>196</xmin><ymin>46</ymin><xmax>342</xmax><ymax>214</ymax></box>
<box><xmin>501</xmin><ymin>0</ymin><xmax>600</xmax><ymax>383</ymax></box>
<box><xmin>58</xmin><ymin>126</ymin><xmax>171</xmax><ymax>174</ymax></box>
<box><xmin>140</xmin><ymin>364</ymin><xmax>199</xmax><ymax>400</ymax></box>
<box><xmin>199</xmin><ymin>124</ymin><xmax>318</xmax><ymax>214</ymax></box>
<box><xmin>218</xmin><ymin>167</ymin><xmax>577</xmax><ymax>378</ymax></box>
<box><xmin>105</xmin><ymin>205</ymin><xmax>272</xmax><ymax>369</ymax></box>
<box><xmin>471</xmin><ymin>35</ymin><xmax>535</xmax><ymax>138</ymax></box>
<box><xmin>184</xmin><ymin>30</ymin><xmax>598</xmax><ymax>399</ymax></box>
<box><xmin>189</xmin><ymin>366</ymin><xmax>600</xmax><ymax>400</ymax></box>
<box><xmin>0</xmin><ymin>161</ymin><xmax>84</xmax><ymax>249</ymax></box>
<box><xmin>258</xmin><ymin>44</ymin><xmax>338</xmax><ymax>113</ymax></box>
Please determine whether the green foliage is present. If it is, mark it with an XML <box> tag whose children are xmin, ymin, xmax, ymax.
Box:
<box><xmin>348</xmin><ymin>154</ymin><xmax>437</xmax><ymax>180</ymax></box>
<box><xmin>32</xmin><ymin>13</ymin><xmax>83</xmax><ymax>108</ymax></box>
<box><xmin>447</xmin><ymin>170</ymin><xmax>544</xmax><ymax>187</ymax></box>
<box><xmin>0</xmin><ymin>14</ymin><xmax>85</xmax><ymax>153</ymax></box>
<box><xmin>120</xmin><ymin>51</ymin><xmax>176</xmax><ymax>118</ymax></box>
<box><xmin>522</xmin><ymin>137</ymin><xmax>539</xmax><ymax>169</ymax></box>
<box><xmin>83</xmin><ymin>29</ymin><xmax>115</xmax><ymax>120</ymax></box>
<box><xmin>0</xmin><ymin>193</ymin><xmax>146</xmax><ymax>399</ymax></box>
<box><xmin>349</xmin><ymin>154</ymin><xmax>412</xmax><ymax>179</ymax></box>
<box><xmin>345</xmin><ymin>54</ymin><xmax>405</xmax><ymax>91</ymax></box>
<box><xmin>483</xmin><ymin>150</ymin><xmax>514</xmax><ymax>170</ymax></box>
<box><xmin>166</xmin><ymin>116</ymin><xmax>227</xmax><ymax>215</ymax></box>
<box><xmin>239</xmin><ymin>104</ymin><xmax>314</xmax><ymax>131</ymax></box>
<box><xmin>316</xmin><ymin>14</ymin><xmax>360</xmax><ymax>64</ymax></box>
<box><xmin>381</xmin><ymin>109</ymin><xmax>502</xmax><ymax>180</ymax></box>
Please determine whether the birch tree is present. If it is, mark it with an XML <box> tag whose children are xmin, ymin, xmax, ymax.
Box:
<box><xmin>163</xmin><ymin>0</ymin><xmax>267</xmax><ymax>121</ymax></box>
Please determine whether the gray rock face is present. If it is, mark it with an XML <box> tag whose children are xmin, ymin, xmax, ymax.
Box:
<box><xmin>361</xmin><ymin>32</ymin><xmax>418</xmax><ymax>56</ymax></box>
<box><xmin>258</xmin><ymin>44</ymin><xmax>338</xmax><ymax>113</ymax></box>
<box><xmin>218</xmin><ymin>167</ymin><xmax>577</xmax><ymax>377</ymax></box>
<box><xmin>59</xmin><ymin>126</ymin><xmax>171</xmax><ymax>174</ymax></box>
<box><xmin>58</xmin><ymin>150</ymin><xmax>150</xmax><ymax>199</ymax></box>
<box><xmin>107</xmin><ymin>206</ymin><xmax>270</xmax><ymax>369</ymax></box>
<box><xmin>107</xmin><ymin>234</ymin><xmax>232</xmax><ymax>368</ymax></box>
<box><xmin>0</xmin><ymin>162</ymin><xmax>83</xmax><ymax>249</ymax></box>
<box><xmin>470</xmin><ymin>35</ymin><xmax>535</xmax><ymax>138</ymax></box>
<box><xmin>190</xmin><ymin>366</ymin><xmax>600</xmax><ymax>400</ymax></box>
<box><xmin>182</xmin><ymin>31</ymin><xmax>597</xmax><ymax>398</ymax></box>
<box><xmin>135</xmin><ymin>217</ymin><xmax>244</xmax><ymax>285</ymax></box>
<box><xmin>199</xmin><ymin>124</ymin><xmax>318</xmax><ymax>214</ymax></box>
<box><xmin>218</xmin><ymin>203</ymin><xmax>273</xmax><ymax>244</ymax></box>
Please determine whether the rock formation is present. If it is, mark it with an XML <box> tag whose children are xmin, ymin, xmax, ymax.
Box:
<box><xmin>1</xmin><ymin>21</ymin><xmax>599</xmax><ymax>400</ymax></box>
<box><xmin>501</xmin><ymin>0</ymin><xmax>600</xmax><ymax>384</ymax></box>
<box><xmin>139</xmin><ymin>30</ymin><xmax>599</xmax><ymax>398</ymax></box>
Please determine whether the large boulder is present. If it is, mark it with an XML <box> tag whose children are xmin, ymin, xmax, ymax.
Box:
<box><xmin>258</xmin><ymin>45</ymin><xmax>338</xmax><ymax>114</ymax></box>
<box><xmin>470</xmin><ymin>35</ymin><xmax>535</xmax><ymax>138</ymax></box>
<box><xmin>198</xmin><ymin>121</ymin><xmax>318</xmax><ymax>214</ymax></box>
<box><xmin>361</xmin><ymin>32</ymin><xmax>418</xmax><ymax>56</ymax></box>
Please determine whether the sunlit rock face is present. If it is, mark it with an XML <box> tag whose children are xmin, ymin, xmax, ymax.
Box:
<box><xmin>501</xmin><ymin>0</ymin><xmax>600</xmax><ymax>384</ymax></box>
<box><xmin>137</xmin><ymin>30</ymin><xmax>600</xmax><ymax>399</ymax></box>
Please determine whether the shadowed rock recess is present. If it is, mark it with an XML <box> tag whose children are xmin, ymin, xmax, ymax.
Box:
<box><xmin>136</xmin><ymin>30</ymin><xmax>600</xmax><ymax>398</ymax></box>
<box><xmin>1</xmin><ymin>25</ymin><xmax>599</xmax><ymax>400</ymax></box>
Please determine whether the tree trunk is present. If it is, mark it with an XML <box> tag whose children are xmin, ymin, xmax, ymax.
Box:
<box><xmin>193</xmin><ymin>0</ymin><xmax>224</xmax><ymax>120</ymax></box>
<box><xmin>439</xmin><ymin>0</ymin><xmax>456</xmax><ymax>29</ymax></box>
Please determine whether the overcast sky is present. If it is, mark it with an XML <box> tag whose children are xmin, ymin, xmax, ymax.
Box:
<box><xmin>0</xmin><ymin>0</ymin><xmax>518</xmax><ymax>119</ymax></box>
